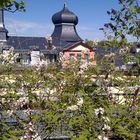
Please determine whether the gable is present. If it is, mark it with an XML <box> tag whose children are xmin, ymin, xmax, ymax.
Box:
<box><xmin>71</xmin><ymin>45</ymin><xmax>90</xmax><ymax>51</ymax></box>
<box><xmin>64</xmin><ymin>42</ymin><xmax>93</xmax><ymax>52</ymax></box>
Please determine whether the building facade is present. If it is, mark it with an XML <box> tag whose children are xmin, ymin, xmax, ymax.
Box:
<box><xmin>0</xmin><ymin>4</ymin><xmax>95</xmax><ymax>66</ymax></box>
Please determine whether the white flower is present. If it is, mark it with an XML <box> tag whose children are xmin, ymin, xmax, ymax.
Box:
<box><xmin>80</xmin><ymin>62</ymin><xmax>88</xmax><ymax>70</ymax></box>
<box><xmin>94</xmin><ymin>107</ymin><xmax>104</xmax><ymax>116</ymax></box>
<box><xmin>77</xmin><ymin>97</ymin><xmax>83</xmax><ymax>106</ymax></box>
<box><xmin>27</xmin><ymin>108</ymin><xmax>33</xmax><ymax>115</ymax></box>
<box><xmin>16</xmin><ymin>96</ymin><xmax>28</xmax><ymax>107</ymax></box>
<box><xmin>20</xmin><ymin>121</ymin><xmax>41</xmax><ymax>140</ymax></box>
<box><xmin>67</xmin><ymin>105</ymin><xmax>79</xmax><ymax>111</ymax></box>
<box><xmin>7</xmin><ymin>110</ymin><xmax>14</xmax><ymax>116</ymax></box>
<box><xmin>1</xmin><ymin>98</ymin><xmax>6</xmax><ymax>104</ymax></box>
<box><xmin>29</xmin><ymin>122</ymin><xmax>33</xmax><ymax>126</ymax></box>
<box><xmin>1</xmin><ymin>47</ymin><xmax>19</xmax><ymax>64</ymax></box>
<box><xmin>59</xmin><ymin>52</ymin><xmax>64</xmax><ymax>62</ymax></box>
<box><xmin>32</xmin><ymin>133</ymin><xmax>41</xmax><ymax>140</ymax></box>
<box><xmin>35</xmin><ymin>60</ymin><xmax>47</xmax><ymax>71</ymax></box>
<box><xmin>67</xmin><ymin>97</ymin><xmax>83</xmax><ymax>111</ymax></box>
<box><xmin>103</xmin><ymin>117</ymin><xmax>110</xmax><ymax>122</ymax></box>
<box><xmin>77</xmin><ymin>69</ymin><xmax>84</xmax><ymax>75</ymax></box>
<box><xmin>102</xmin><ymin>124</ymin><xmax>111</xmax><ymax>131</ymax></box>
<box><xmin>98</xmin><ymin>135</ymin><xmax>109</xmax><ymax>140</ymax></box>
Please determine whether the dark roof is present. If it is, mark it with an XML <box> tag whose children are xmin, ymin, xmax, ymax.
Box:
<box><xmin>94</xmin><ymin>46</ymin><xmax>120</xmax><ymax>54</ymax></box>
<box><xmin>94</xmin><ymin>46</ymin><xmax>124</xmax><ymax>67</ymax></box>
<box><xmin>4</xmin><ymin>36</ymin><xmax>48</xmax><ymax>51</ymax></box>
<box><xmin>52</xmin><ymin>3</ymin><xmax>78</xmax><ymax>25</ymax></box>
<box><xmin>51</xmin><ymin>4</ymin><xmax>82</xmax><ymax>48</ymax></box>
<box><xmin>51</xmin><ymin>34</ymin><xmax>82</xmax><ymax>48</ymax></box>
<box><xmin>2</xmin><ymin>36</ymin><xmax>83</xmax><ymax>53</ymax></box>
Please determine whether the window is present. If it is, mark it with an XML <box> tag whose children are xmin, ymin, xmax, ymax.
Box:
<box><xmin>77</xmin><ymin>54</ymin><xmax>82</xmax><ymax>61</ymax></box>
<box><xmin>21</xmin><ymin>54</ymin><xmax>31</xmax><ymax>65</ymax></box>
<box><xmin>85</xmin><ymin>54</ymin><xmax>90</xmax><ymax>62</ymax></box>
<box><xmin>47</xmin><ymin>54</ymin><xmax>55</xmax><ymax>62</ymax></box>
<box><xmin>69</xmin><ymin>54</ymin><xmax>75</xmax><ymax>62</ymax></box>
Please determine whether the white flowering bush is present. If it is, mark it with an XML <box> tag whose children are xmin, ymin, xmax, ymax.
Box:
<box><xmin>0</xmin><ymin>50</ymin><xmax>140</xmax><ymax>139</ymax></box>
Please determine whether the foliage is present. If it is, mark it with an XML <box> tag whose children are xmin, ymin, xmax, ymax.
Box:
<box><xmin>0</xmin><ymin>0</ymin><xmax>25</xmax><ymax>12</ymax></box>
<box><xmin>0</xmin><ymin>50</ymin><xmax>140</xmax><ymax>139</ymax></box>
<box><xmin>100</xmin><ymin>0</ymin><xmax>140</xmax><ymax>44</ymax></box>
<box><xmin>85</xmin><ymin>39</ymin><xmax>95</xmax><ymax>47</ymax></box>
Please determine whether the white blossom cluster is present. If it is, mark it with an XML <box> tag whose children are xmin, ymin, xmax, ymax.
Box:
<box><xmin>102</xmin><ymin>124</ymin><xmax>111</xmax><ymax>131</ymax></box>
<box><xmin>16</xmin><ymin>96</ymin><xmax>29</xmax><ymax>108</ymax></box>
<box><xmin>80</xmin><ymin>61</ymin><xmax>92</xmax><ymax>70</ymax></box>
<box><xmin>94</xmin><ymin>108</ymin><xmax>111</xmax><ymax>140</ymax></box>
<box><xmin>103</xmin><ymin>116</ymin><xmax>110</xmax><ymax>122</ymax></box>
<box><xmin>35</xmin><ymin>60</ymin><xmax>48</xmax><ymax>71</ymax></box>
<box><xmin>98</xmin><ymin>135</ymin><xmax>109</xmax><ymax>140</ymax></box>
<box><xmin>59</xmin><ymin>52</ymin><xmax>70</xmax><ymax>62</ymax></box>
<box><xmin>0</xmin><ymin>47</ymin><xmax>19</xmax><ymax>64</ymax></box>
<box><xmin>20</xmin><ymin>122</ymin><xmax>41</xmax><ymax>140</ymax></box>
<box><xmin>67</xmin><ymin>97</ymin><xmax>83</xmax><ymax>111</ymax></box>
<box><xmin>94</xmin><ymin>107</ymin><xmax>105</xmax><ymax>116</ymax></box>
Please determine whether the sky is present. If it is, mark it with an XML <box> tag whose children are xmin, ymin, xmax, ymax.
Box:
<box><xmin>4</xmin><ymin>0</ymin><xmax>120</xmax><ymax>41</ymax></box>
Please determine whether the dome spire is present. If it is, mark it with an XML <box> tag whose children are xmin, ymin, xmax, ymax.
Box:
<box><xmin>64</xmin><ymin>1</ymin><xmax>67</xmax><ymax>8</ymax></box>
<box><xmin>63</xmin><ymin>2</ymin><xmax>68</xmax><ymax>10</ymax></box>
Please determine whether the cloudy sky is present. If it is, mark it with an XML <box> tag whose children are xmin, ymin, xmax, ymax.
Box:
<box><xmin>5</xmin><ymin>0</ymin><xmax>120</xmax><ymax>41</ymax></box>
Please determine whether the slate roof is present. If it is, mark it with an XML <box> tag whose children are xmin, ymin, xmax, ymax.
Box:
<box><xmin>1</xmin><ymin>36</ymin><xmax>49</xmax><ymax>52</ymax></box>
<box><xmin>94</xmin><ymin>46</ymin><xmax>124</xmax><ymax>67</ymax></box>
<box><xmin>1</xmin><ymin>36</ymin><xmax>83</xmax><ymax>53</ymax></box>
<box><xmin>94</xmin><ymin>46</ymin><xmax>120</xmax><ymax>54</ymax></box>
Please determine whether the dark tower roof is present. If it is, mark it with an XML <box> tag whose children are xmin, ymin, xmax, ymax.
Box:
<box><xmin>51</xmin><ymin>3</ymin><xmax>82</xmax><ymax>48</ymax></box>
<box><xmin>52</xmin><ymin>3</ymin><xmax>78</xmax><ymax>25</ymax></box>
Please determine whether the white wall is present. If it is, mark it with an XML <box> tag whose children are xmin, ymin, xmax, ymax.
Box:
<box><xmin>71</xmin><ymin>45</ymin><xmax>89</xmax><ymax>51</ymax></box>
<box><xmin>136</xmin><ymin>48</ymin><xmax>140</xmax><ymax>53</ymax></box>
<box><xmin>30</xmin><ymin>51</ymin><xmax>40</xmax><ymax>65</ymax></box>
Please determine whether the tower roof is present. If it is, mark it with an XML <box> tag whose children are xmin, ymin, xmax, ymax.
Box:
<box><xmin>52</xmin><ymin>3</ymin><xmax>78</xmax><ymax>25</ymax></box>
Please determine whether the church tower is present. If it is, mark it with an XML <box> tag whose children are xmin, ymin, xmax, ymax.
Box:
<box><xmin>0</xmin><ymin>7</ymin><xmax>8</xmax><ymax>41</ymax></box>
<box><xmin>51</xmin><ymin>3</ymin><xmax>82</xmax><ymax>48</ymax></box>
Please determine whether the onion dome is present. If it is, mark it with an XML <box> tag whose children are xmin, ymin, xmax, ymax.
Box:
<box><xmin>52</xmin><ymin>3</ymin><xmax>78</xmax><ymax>25</ymax></box>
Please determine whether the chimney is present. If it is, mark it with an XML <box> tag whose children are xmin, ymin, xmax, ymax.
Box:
<box><xmin>47</xmin><ymin>36</ymin><xmax>52</xmax><ymax>49</ymax></box>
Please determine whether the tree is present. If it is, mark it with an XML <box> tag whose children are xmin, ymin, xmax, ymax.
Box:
<box><xmin>100</xmin><ymin>0</ymin><xmax>140</xmax><ymax>75</ymax></box>
<box><xmin>85</xmin><ymin>39</ymin><xmax>98</xmax><ymax>47</ymax></box>
<box><xmin>100</xmin><ymin>0</ymin><xmax>140</xmax><ymax>44</ymax></box>
<box><xmin>85</xmin><ymin>39</ymin><xmax>94</xmax><ymax>47</ymax></box>
<box><xmin>0</xmin><ymin>0</ymin><xmax>25</xmax><ymax>12</ymax></box>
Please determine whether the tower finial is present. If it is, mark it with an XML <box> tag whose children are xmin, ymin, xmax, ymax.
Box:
<box><xmin>64</xmin><ymin>2</ymin><xmax>67</xmax><ymax>9</ymax></box>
